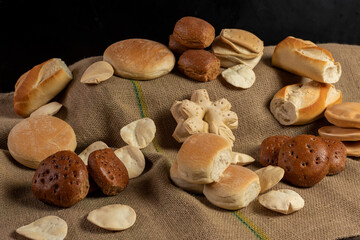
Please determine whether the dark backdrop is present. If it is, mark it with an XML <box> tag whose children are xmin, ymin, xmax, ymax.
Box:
<box><xmin>1</xmin><ymin>0</ymin><xmax>359</xmax><ymax>93</ymax></box>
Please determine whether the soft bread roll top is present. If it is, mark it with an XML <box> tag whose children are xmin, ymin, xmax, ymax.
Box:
<box><xmin>14</xmin><ymin>58</ymin><xmax>73</xmax><ymax>117</ymax></box>
<box><xmin>270</xmin><ymin>81</ymin><xmax>342</xmax><ymax>125</ymax></box>
<box><xmin>272</xmin><ymin>36</ymin><xmax>342</xmax><ymax>83</ymax></box>
<box><xmin>203</xmin><ymin>165</ymin><xmax>261</xmax><ymax>210</ymax></box>
<box><xmin>170</xmin><ymin>159</ymin><xmax>204</xmax><ymax>194</ymax></box>
<box><xmin>176</xmin><ymin>133</ymin><xmax>232</xmax><ymax>184</ymax></box>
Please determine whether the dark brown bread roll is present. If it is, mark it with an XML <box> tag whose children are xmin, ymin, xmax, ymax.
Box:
<box><xmin>177</xmin><ymin>50</ymin><xmax>220</xmax><ymax>82</ymax></box>
<box><xmin>260</xmin><ymin>135</ymin><xmax>292</xmax><ymax>167</ymax></box>
<box><xmin>278</xmin><ymin>135</ymin><xmax>330</xmax><ymax>187</ymax></box>
<box><xmin>168</xmin><ymin>34</ymin><xmax>189</xmax><ymax>55</ymax></box>
<box><xmin>321</xmin><ymin>137</ymin><xmax>347</xmax><ymax>175</ymax></box>
<box><xmin>32</xmin><ymin>151</ymin><xmax>89</xmax><ymax>208</ymax></box>
<box><xmin>173</xmin><ymin>16</ymin><xmax>215</xmax><ymax>49</ymax></box>
<box><xmin>88</xmin><ymin>148</ymin><xmax>129</xmax><ymax>196</ymax></box>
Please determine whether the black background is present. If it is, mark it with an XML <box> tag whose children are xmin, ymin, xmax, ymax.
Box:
<box><xmin>1</xmin><ymin>0</ymin><xmax>360</xmax><ymax>92</ymax></box>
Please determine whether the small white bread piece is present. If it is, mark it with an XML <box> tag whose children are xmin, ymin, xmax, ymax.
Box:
<box><xmin>272</xmin><ymin>36</ymin><xmax>342</xmax><ymax>83</ymax></box>
<box><xmin>120</xmin><ymin>118</ymin><xmax>156</xmax><ymax>149</ymax></box>
<box><xmin>203</xmin><ymin>165</ymin><xmax>261</xmax><ymax>210</ymax></box>
<box><xmin>176</xmin><ymin>133</ymin><xmax>232</xmax><ymax>184</ymax></box>
<box><xmin>258</xmin><ymin>189</ymin><xmax>305</xmax><ymax>214</ymax></box>
<box><xmin>87</xmin><ymin>204</ymin><xmax>136</xmax><ymax>231</ymax></box>
<box><xmin>78</xmin><ymin>141</ymin><xmax>108</xmax><ymax>165</ymax></box>
<box><xmin>16</xmin><ymin>215</ymin><xmax>67</xmax><ymax>240</ymax></box>
<box><xmin>255</xmin><ymin>165</ymin><xmax>285</xmax><ymax>193</ymax></box>
<box><xmin>114</xmin><ymin>145</ymin><xmax>145</xmax><ymax>179</ymax></box>
<box><xmin>80</xmin><ymin>61</ymin><xmax>114</xmax><ymax>84</ymax></box>
<box><xmin>14</xmin><ymin>58</ymin><xmax>73</xmax><ymax>117</ymax></box>
<box><xmin>170</xmin><ymin>159</ymin><xmax>204</xmax><ymax>194</ymax></box>
<box><xmin>221</xmin><ymin>64</ymin><xmax>256</xmax><ymax>89</ymax></box>
<box><xmin>29</xmin><ymin>101</ymin><xmax>62</xmax><ymax>117</ymax></box>
<box><xmin>103</xmin><ymin>38</ymin><xmax>175</xmax><ymax>80</ymax></box>
<box><xmin>231</xmin><ymin>151</ymin><xmax>255</xmax><ymax>166</ymax></box>
<box><xmin>270</xmin><ymin>81</ymin><xmax>342</xmax><ymax>125</ymax></box>
<box><xmin>7</xmin><ymin>115</ymin><xmax>77</xmax><ymax>169</ymax></box>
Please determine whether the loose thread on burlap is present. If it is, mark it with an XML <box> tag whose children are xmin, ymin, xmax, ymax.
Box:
<box><xmin>130</xmin><ymin>79</ymin><xmax>269</xmax><ymax>240</ymax></box>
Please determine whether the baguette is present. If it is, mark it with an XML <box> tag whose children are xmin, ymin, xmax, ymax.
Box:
<box><xmin>270</xmin><ymin>81</ymin><xmax>342</xmax><ymax>125</ymax></box>
<box><xmin>272</xmin><ymin>36</ymin><xmax>342</xmax><ymax>83</ymax></box>
<box><xmin>14</xmin><ymin>58</ymin><xmax>73</xmax><ymax>117</ymax></box>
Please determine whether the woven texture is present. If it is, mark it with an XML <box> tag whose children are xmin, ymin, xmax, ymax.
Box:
<box><xmin>1</xmin><ymin>44</ymin><xmax>360</xmax><ymax>239</ymax></box>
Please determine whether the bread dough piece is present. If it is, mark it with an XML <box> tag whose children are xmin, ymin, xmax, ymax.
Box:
<box><xmin>29</xmin><ymin>101</ymin><xmax>62</xmax><ymax>117</ymax></box>
<box><xmin>120</xmin><ymin>118</ymin><xmax>156</xmax><ymax>149</ymax></box>
<box><xmin>221</xmin><ymin>64</ymin><xmax>256</xmax><ymax>89</ymax></box>
<box><xmin>114</xmin><ymin>145</ymin><xmax>145</xmax><ymax>179</ymax></box>
<box><xmin>255</xmin><ymin>165</ymin><xmax>285</xmax><ymax>193</ymax></box>
<box><xmin>78</xmin><ymin>141</ymin><xmax>109</xmax><ymax>165</ymax></box>
<box><xmin>259</xmin><ymin>189</ymin><xmax>305</xmax><ymax>214</ymax></box>
<box><xmin>87</xmin><ymin>204</ymin><xmax>136</xmax><ymax>231</ymax></box>
<box><xmin>16</xmin><ymin>215</ymin><xmax>67</xmax><ymax>240</ymax></box>
<box><xmin>80</xmin><ymin>61</ymin><xmax>114</xmax><ymax>84</ymax></box>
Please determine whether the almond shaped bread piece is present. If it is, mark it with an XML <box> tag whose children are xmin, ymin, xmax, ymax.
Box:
<box><xmin>272</xmin><ymin>36</ymin><xmax>342</xmax><ymax>83</ymax></box>
<box><xmin>270</xmin><ymin>81</ymin><xmax>342</xmax><ymax>125</ymax></box>
<box><xmin>176</xmin><ymin>133</ymin><xmax>232</xmax><ymax>184</ymax></box>
<box><xmin>103</xmin><ymin>39</ymin><xmax>175</xmax><ymax>80</ymax></box>
<box><xmin>203</xmin><ymin>165</ymin><xmax>261</xmax><ymax>210</ymax></box>
<box><xmin>14</xmin><ymin>58</ymin><xmax>73</xmax><ymax>117</ymax></box>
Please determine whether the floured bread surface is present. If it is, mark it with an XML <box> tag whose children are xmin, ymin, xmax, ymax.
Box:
<box><xmin>16</xmin><ymin>215</ymin><xmax>67</xmax><ymax>240</ymax></box>
<box><xmin>114</xmin><ymin>145</ymin><xmax>145</xmax><ymax>179</ymax></box>
<box><xmin>221</xmin><ymin>64</ymin><xmax>256</xmax><ymax>89</ymax></box>
<box><xmin>7</xmin><ymin>115</ymin><xmax>77</xmax><ymax>169</ymax></box>
<box><xmin>120</xmin><ymin>118</ymin><xmax>156</xmax><ymax>149</ymax></box>
<box><xmin>87</xmin><ymin>204</ymin><xmax>136</xmax><ymax>231</ymax></box>
<box><xmin>259</xmin><ymin>189</ymin><xmax>305</xmax><ymax>214</ymax></box>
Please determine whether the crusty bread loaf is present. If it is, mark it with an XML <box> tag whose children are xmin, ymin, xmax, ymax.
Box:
<box><xmin>272</xmin><ymin>36</ymin><xmax>342</xmax><ymax>83</ymax></box>
<box><xmin>270</xmin><ymin>81</ymin><xmax>342</xmax><ymax>125</ymax></box>
<box><xmin>14</xmin><ymin>58</ymin><xmax>73</xmax><ymax>117</ymax></box>
<box><xmin>176</xmin><ymin>133</ymin><xmax>232</xmax><ymax>184</ymax></box>
<box><xmin>7</xmin><ymin>115</ymin><xmax>77</xmax><ymax>169</ymax></box>
<box><xmin>203</xmin><ymin>165</ymin><xmax>260</xmax><ymax>210</ymax></box>
<box><xmin>103</xmin><ymin>39</ymin><xmax>175</xmax><ymax>80</ymax></box>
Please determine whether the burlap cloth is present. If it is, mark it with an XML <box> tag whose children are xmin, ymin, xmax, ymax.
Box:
<box><xmin>1</xmin><ymin>44</ymin><xmax>360</xmax><ymax>240</ymax></box>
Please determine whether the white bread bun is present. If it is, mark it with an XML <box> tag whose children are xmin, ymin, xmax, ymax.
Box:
<box><xmin>103</xmin><ymin>39</ymin><xmax>175</xmax><ymax>80</ymax></box>
<box><xmin>170</xmin><ymin>159</ymin><xmax>204</xmax><ymax>194</ymax></box>
<box><xmin>176</xmin><ymin>133</ymin><xmax>232</xmax><ymax>184</ymax></box>
<box><xmin>203</xmin><ymin>165</ymin><xmax>260</xmax><ymax>210</ymax></box>
<box><xmin>272</xmin><ymin>36</ymin><xmax>342</xmax><ymax>83</ymax></box>
<box><xmin>7</xmin><ymin>115</ymin><xmax>77</xmax><ymax>169</ymax></box>
<box><xmin>270</xmin><ymin>81</ymin><xmax>342</xmax><ymax>125</ymax></box>
<box><xmin>14</xmin><ymin>58</ymin><xmax>73</xmax><ymax>117</ymax></box>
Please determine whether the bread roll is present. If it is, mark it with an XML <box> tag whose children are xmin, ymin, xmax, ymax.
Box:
<box><xmin>324</xmin><ymin>102</ymin><xmax>360</xmax><ymax>129</ymax></box>
<box><xmin>176</xmin><ymin>133</ymin><xmax>232</xmax><ymax>184</ymax></box>
<box><xmin>270</xmin><ymin>81</ymin><xmax>342</xmax><ymax>125</ymax></box>
<box><xmin>7</xmin><ymin>115</ymin><xmax>77</xmax><ymax>169</ymax></box>
<box><xmin>318</xmin><ymin>125</ymin><xmax>360</xmax><ymax>141</ymax></box>
<box><xmin>14</xmin><ymin>58</ymin><xmax>73</xmax><ymax>117</ymax></box>
<box><xmin>272</xmin><ymin>36</ymin><xmax>342</xmax><ymax>83</ymax></box>
<box><xmin>203</xmin><ymin>165</ymin><xmax>260</xmax><ymax>210</ymax></box>
<box><xmin>103</xmin><ymin>39</ymin><xmax>175</xmax><ymax>80</ymax></box>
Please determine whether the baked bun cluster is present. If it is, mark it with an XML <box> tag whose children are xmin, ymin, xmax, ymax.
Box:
<box><xmin>319</xmin><ymin>102</ymin><xmax>360</xmax><ymax>157</ymax></box>
<box><xmin>260</xmin><ymin>134</ymin><xmax>347</xmax><ymax>187</ymax></box>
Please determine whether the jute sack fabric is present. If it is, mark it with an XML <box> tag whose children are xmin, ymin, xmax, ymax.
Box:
<box><xmin>0</xmin><ymin>44</ymin><xmax>360</xmax><ymax>240</ymax></box>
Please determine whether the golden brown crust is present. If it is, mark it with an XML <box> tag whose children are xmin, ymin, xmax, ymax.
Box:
<box><xmin>325</xmin><ymin>102</ymin><xmax>360</xmax><ymax>128</ymax></box>
<box><xmin>88</xmin><ymin>148</ymin><xmax>129</xmax><ymax>196</ymax></box>
<box><xmin>318</xmin><ymin>125</ymin><xmax>360</xmax><ymax>141</ymax></box>
<box><xmin>173</xmin><ymin>16</ymin><xmax>215</xmax><ymax>49</ymax></box>
<box><xmin>177</xmin><ymin>50</ymin><xmax>220</xmax><ymax>82</ymax></box>
<box><xmin>32</xmin><ymin>150</ymin><xmax>89</xmax><ymax>208</ymax></box>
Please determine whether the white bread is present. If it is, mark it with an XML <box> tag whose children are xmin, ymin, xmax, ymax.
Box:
<box><xmin>270</xmin><ymin>81</ymin><xmax>342</xmax><ymax>125</ymax></box>
<box><xmin>170</xmin><ymin>159</ymin><xmax>204</xmax><ymax>194</ymax></box>
<box><xmin>103</xmin><ymin>39</ymin><xmax>175</xmax><ymax>80</ymax></box>
<box><xmin>272</xmin><ymin>36</ymin><xmax>342</xmax><ymax>83</ymax></box>
<box><xmin>14</xmin><ymin>58</ymin><xmax>73</xmax><ymax>117</ymax></box>
<box><xmin>7</xmin><ymin>115</ymin><xmax>77</xmax><ymax>169</ymax></box>
<box><xmin>176</xmin><ymin>133</ymin><xmax>232</xmax><ymax>184</ymax></box>
<box><xmin>203</xmin><ymin>165</ymin><xmax>260</xmax><ymax>210</ymax></box>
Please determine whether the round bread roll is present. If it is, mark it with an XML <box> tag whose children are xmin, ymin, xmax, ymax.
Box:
<box><xmin>325</xmin><ymin>102</ymin><xmax>360</xmax><ymax>128</ymax></box>
<box><xmin>170</xmin><ymin>159</ymin><xmax>204</xmax><ymax>194</ymax></box>
<box><xmin>7</xmin><ymin>115</ymin><xmax>77</xmax><ymax>169</ymax></box>
<box><xmin>103</xmin><ymin>38</ymin><xmax>175</xmax><ymax>80</ymax></box>
<box><xmin>176</xmin><ymin>133</ymin><xmax>232</xmax><ymax>184</ymax></box>
<box><xmin>203</xmin><ymin>165</ymin><xmax>261</xmax><ymax>210</ymax></box>
<box><xmin>278</xmin><ymin>135</ymin><xmax>330</xmax><ymax>187</ymax></box>
<box><xmin>260</xmin><ymin>135</ymin><xmax>291</xmax><ymax>167</ymax></box>
<box><xmin>321</xmin><ymin>137</ymin><xmax>346</xmax><ymax>175</ymax></box>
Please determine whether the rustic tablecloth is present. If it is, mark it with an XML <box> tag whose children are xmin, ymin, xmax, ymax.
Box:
<box><xmin>1</xmin><ymin>44</ymin><xmax>360</xmax><ymax>239</ymax></box>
